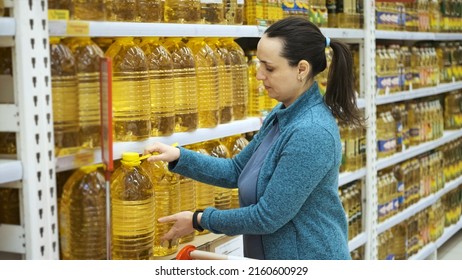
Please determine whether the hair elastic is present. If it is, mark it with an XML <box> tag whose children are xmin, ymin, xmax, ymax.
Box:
<box><xmin>325</xmin><ymin>36</ymin><xmax>330</xmax><ymax>47</ymax></box>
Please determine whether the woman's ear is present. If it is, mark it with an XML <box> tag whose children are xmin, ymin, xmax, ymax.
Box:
<box><xmin>297</xmin><ymin>60</ymin><xmax>311</xmax><ymax>80</ymax></box>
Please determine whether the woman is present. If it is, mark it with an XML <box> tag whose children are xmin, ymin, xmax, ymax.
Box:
<box><xmin>145</xmin><ymin>17</ymin><xmax>363</xmax><ymax>260</ymax></box>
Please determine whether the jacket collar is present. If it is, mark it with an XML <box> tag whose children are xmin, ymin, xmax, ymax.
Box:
<box><xmin>272</xmin><ymin>82</ymin><xmax>324</xmax><ymax>131</ymax></box>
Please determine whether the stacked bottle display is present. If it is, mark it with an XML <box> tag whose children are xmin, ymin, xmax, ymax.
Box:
<box><xmin>444</xmin><ymin>90</ymin><xmax>462</xmax><ymax>130</ymax></box>
<box><xmin>376</xmin><ymin>99</ymin><xmax>444</xmax><ymax>159</ymax></box>
<box><xmin>339</xmin><ymin>180</ymin><xmax>363</xmax><ymax>240</ymax></box>
<box><xmin>338</xmin><ymin>119</ymin><xmax>366</xmax><ymax>172</ymax></box>
<box><xmin>58</xmin><ymin>165</ymin><xmax>107</xmax><ymax>260</ymax></box>
<box><xmin>47</xmin><ymin>37</ymin><xmax>250</xmax><ymax>155</ymax></box>
<box><xmin>441</xmin><ymin>137</ymin><xmax>462</xmax><ymax>182</ymax></box>
<box><xmin>377</xmin><ymin>149</ymin><xmax>445</xmax><ymax>223</ymax></box>
<box><xmin>375</xmin><ymin>0</ymin><xmax>462</xmax><ymax>32</ymax></box>
<box><xmin>378</xmin><ymin>184</ymin><xmax>461</xmax><ymax>260</ymax></box>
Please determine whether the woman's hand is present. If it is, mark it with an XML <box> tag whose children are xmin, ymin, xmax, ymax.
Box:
<box><xmin>144</xmin><ymin>142</ymin><xmax>180</xmax><ymax>163</ymax></box>
<box><xmin>158</xmin><ymin>211</ymin><xmax>197</xmax><ymax>242</ymax></box>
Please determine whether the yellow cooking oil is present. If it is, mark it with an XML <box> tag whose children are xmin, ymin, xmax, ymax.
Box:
<box><xmin>206</xmin><ymin>38</ymin><xmax>234</xmax><ymax>123</ymax></box>
<box><xmin>164</xmin><ymin>0</ymin><xmax>201</xmax><ymax>23</ymax></box>
<box><xmin>105</xmin><ymin>0</ymin><xmax>138</xmax><ymax>21</ymax></box>
<box><xmin>139</xmin><ymin>37</ymin><xmax>175</xmax><ymax>136</ymax></box>
<box><xmin>163</xmin><ymin>38</ymin><xmax>198</xmax><ymax>132</ymax></box>
<box><xmin>203</xmin><ymin>139</ymin><xmax>232</xmax><ymax>210</ymax></box>
<box><xmin>138</xmin><ymin>0</ymin><xmax>163</xmax><ymax>22</ymax></box>
<box><xmin>178</xmin><ymin>175</ymin><xmax>196</xmax><ymax>243</ymax></box>
<box><xmin>234</xmin><ymin>0</ymin><xmax>245</xmax><ymax>24</ymax></box>
<box><xmin>70</xmin><ymin>0</ymin><xmax>105</xmax><ymax>20</ymax></box>
<box><xmin>64</xmin><ymin>37</ymin><xmax>104</xmax><ymax>149</ymax></box>
<box><xmin>110</xmin><ymin>152</ymin><xmax>155</xmax><ymax>260</ymax></box>
<box><xmin>247</xmin><ymin>52</ymin><xmax>265</xmax><ymax>117</ymax></box>
<box><xmin>59</xmin><ymin>165</ymin><xmax>106</xmax><ymax>260</ymax></box>
<box><xmin>221</xmin><ymin>38</ymin><xmax>248</xmax><ymax>120</ymax></box>
<box><xmin>105</xmin><ymin>37</ymin><xmax>151</xmax><ymax>141</ymax></box>
<box><xmin>201</xmin><ymin>0</ymin><xmax>225</xmax><ymax>24</ymax></box>
<box><xmin>0</xmin><ymin>188</ymin><xmax>19</xmax><ymax>225</ymax></box>
<box><xmin>50</xmin><ymin>37</ymin><xmax>81</xmax><ymax>156</ymax></box>
<box><xmin>0</xmin><ymin>0</ymin><xmax>4</xmax><ymax>16</ymax></box>
<box><xmin>222</xmin><ymin>134</ymin><xmax>249</xmax><ymax>208</ymax></box>
<box><xmin>188</xmin><ymin>144</ymin><xmax>215</xmax><ymax>235</ymax></box>
<box><xmin>141</xmin><ymin>157</ymin><xmax>180</xmax><ymax>257</ymax></box>
<box><xmin>187</xmin><ymin>38</ymin><xmax>220</xmax><ymax>128</ymax></box>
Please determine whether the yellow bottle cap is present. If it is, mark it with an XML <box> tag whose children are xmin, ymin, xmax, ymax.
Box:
<box><xmin>121</xmin><ymin>152</ymin><xmax>141</xmax><ymax>166</ymax></box>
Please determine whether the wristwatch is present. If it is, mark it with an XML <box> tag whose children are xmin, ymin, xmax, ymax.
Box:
<box><xmin>192</xmin><ymin>210</ymin><xmax>204</xmax><ymax>232</ymax></box>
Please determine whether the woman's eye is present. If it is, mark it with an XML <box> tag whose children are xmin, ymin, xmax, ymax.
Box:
<box><xmin>266</xmin><ymin>68</ymin><xmax>273</xmax><ymax>72</ymax></box>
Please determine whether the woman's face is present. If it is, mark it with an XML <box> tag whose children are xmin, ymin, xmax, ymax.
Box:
<box><xmin>256</xmin><ymin>35</ymin><xmax>310</xmax><ymax>107</ymax></box>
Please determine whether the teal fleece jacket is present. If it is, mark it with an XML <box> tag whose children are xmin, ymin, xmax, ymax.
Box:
<box><xmin>169</xmin><ymin>82</ymin><xmax>351</xmax><ymax>260</ymax></box>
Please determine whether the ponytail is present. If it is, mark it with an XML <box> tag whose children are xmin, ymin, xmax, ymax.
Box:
<box><xmin>325</xmin><ymin>39</ymin><xmax>364</xmax><ymax>128</ymax></box>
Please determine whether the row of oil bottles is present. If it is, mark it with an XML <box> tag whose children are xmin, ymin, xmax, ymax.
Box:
<box><xmin>376</xmin><ymin>0</ymin><xmax>462</xmax><ymax>32</ymax></box>
<box><xmin>378</xmin><ymin>185</ymin><xmax>462</xmax><ymax>260</ymax></box>
<box><xmin>45</xmin><ymin>0</ymin><xmax>363</xmax><ymax>28</ymax></box>
<box><xmin>46</xmin><ymin>36</ymin><xmax>271</xmax><ymax>156</ymax></box>
<box><xmin>59</xmin><ymin>134</ymin><xmax>249</xmax><ymax>260</ymax></box>
<box><xmin>375</xmin><ymin>96</ymin><xmax>448</xmax><ymax>160</ymax></box>
<box><xmin>375</xmin><ymin>41</ymin><xmax>462</xmax><ymax>95</ymax></box>
<box><xmin>376</xmin><ymin>136</ymin><xmax>462</xmax><ymax>224</ymax></box>
<box><xmin>339</xmin><ymin>179</ymin><xmax>363</xmax><ymax>241</ymax></box>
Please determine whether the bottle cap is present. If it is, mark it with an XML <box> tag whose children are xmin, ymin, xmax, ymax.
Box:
<box><xmin>121</xmin><ymin>152</ymin><xmax>141</xmax><ymax>166</ymax></box>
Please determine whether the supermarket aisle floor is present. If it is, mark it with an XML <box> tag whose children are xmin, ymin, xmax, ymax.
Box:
<box><xmin>438</xmin><ymin>230</ymin><xmax>462</xmax><ymax>260</ymax></box>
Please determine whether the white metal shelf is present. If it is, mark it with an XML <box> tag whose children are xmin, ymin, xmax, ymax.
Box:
<box><xmin>348</xmin><ymin>232</ymin><xmax>367</xmax><ymax>252</ymax></box>
<box><xmin>377</xmin><ymin>174</ymin><xmax>462</xmax><ymax>235</ymax></box>
<box><xmin>376</xmin><ymin>30</ymin><xmax>462</xmax><ymax>41</ymax></box>
<box><xmin>376</xmin><ymin>81</ymin><xmax>462</xmax><ymax>106</ymax></box>
<box><xmin>0</xmin><ymin>224</ymin><xmax>25</xmax><ymax>254</ymax></box>
<box><xmin>0</xmin><ymin>104</ymin><xmax>19</xmax><ymax>132</ymax></box>
<box><xmin>376</xmin><ymin>128</ymin><xmax>462</xmax><ymax>171</ymax></box>
<box><xmin>408</xmin><ymin>242</ymin><xmax>437</xmax><ymax>260</ymax></box>
<box><xmin>48</xmin><ymin>20</ymin><xmax>366</xmax><ymax>40</ymax></box>
<box><xmin>0</xmin><ymin>17</ymin><xmax>15</xmax><ymax>36</ymax></box>
<box><xmin>56</xmin><ymin>117</ymin><xmax>262</xmax><ymax>172</ymax></box>
<box><xmin>0</xmin><ymin>159</ymin><xmax>22</xmax><ymax>184</ymax></box>
<box><xmin>339</xmin><ymin>168</ymin><xmax>366</xmax><ymax>186</ymax></box>
<box><xmin>49</xmin><ymin>20</ymin><xmax>261</xmax><ymax>37</ymax></box>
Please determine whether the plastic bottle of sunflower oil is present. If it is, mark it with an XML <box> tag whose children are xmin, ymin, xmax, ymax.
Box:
<box><xmin>163</xmin><ymin>37</ymin><xmax>198</xmax><ymax>132</ymax></box>
<box><xmin>70</xmin><ymin>0</ymin><xmax>105</xmax><ymax>20</ymax></box>
<box><xmin>188</xmin><ymin>144</ymin><xmax>215</xmax><ymax>235</ymax></box>
<box><xmin>222</xmin><ymin>134</ymin><xmax>249</xmax><ymax>208</ymax></box>
<box><xmin>141</xmin><ymin>157</ymin><xmax>180</xmax><ymax>256</ymax></box>
<box><xmin>105</xmin><ymin>0</ymin><xmax>138</xmax><ymax>21</ymax></box>
<box><xmin>235</xmin><ymin>0</ymin><xmax>245</xmax><ymax>24</ymax></box>
<box><xmin>137</xmin><ymin>0</ymin><xmax>163</xmax><ymax>22</ymax></box>
<box><xmin>247</xmin><ymin>52</ymin><xmax>265</xmax><ymax>117</ymax></box>
<box><xmin>187</xmin><ymin>38</ymin><xmax>220</xmax><ymax>128</ymax></box>
<box><xmin>139</xmin><ymin>37</ymin><xmax>175</xmax><ymax>136</ymax></box>
<box><xmin>0</xmin><ymin>188</ymin><xmax>19</xmax><ymax>225</ymax></box>
<box><xmin>50</xmin><ymin>37</ymin><xmax>81</xmax><ymax>156</ymax></box>
<box><xmin>220</xmin><ymin>38</ymin><xmax>248</xmax><ymax>120</ymax></box>
<box><xmin>224</xmin><ymin>0</ymin><xmax>236</xmax><ymax>24</ymax></box>
<box><xmin>110</xmin><ymin>152</ymin><xmax>155</xmax><ymax>259</ymax></box>
<box><xmin>105</xmin><ymin>37</ymin><xmax>151</xmax><ymax>141</ymax></box>
<box><xmin>164</xmin><ymin>0</ymin><xmax>201</xmax><ymax>23</ymax></box>
<box><xmin>200</xmin><ymin>0</ymin><xmax>225</xmax><ymax>24</ymax></box>
<box><xmin>202</xmin><ymin>139</ymin><xmax>232</xmax><ymax>210</ymax></box>
<box><xmin>64</xmin><ymin>37</ymin><xmax>104</xmax><ymax>149</ymax></box>
<box><xmin>206</xmin><ymin>38</ymin><xmax>234</xmax><ymax>123</ymax></box>
<box><xmin>59</xmin><ymin>164</ymin><xmax>106</xmax><ymax>260</ymax></box>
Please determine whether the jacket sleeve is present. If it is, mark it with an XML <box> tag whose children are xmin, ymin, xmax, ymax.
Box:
<box><xmin>201</xmin><ymin>124</ymin><xmax>337</xmax><ymax>235</ymax></box>
<box><xmin>168</xmin><ymin>134</ymin><xmax>259</xmax><ymax>189</ymax></box>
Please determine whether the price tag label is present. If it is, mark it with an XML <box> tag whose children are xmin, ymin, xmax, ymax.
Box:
<box><xmin>73</xmin><ymin>150</ymin><xmax>95</xmax><ymax>167</ymax></box>
<box><xmin>66</xmin><ymin>21</ymin><xmax>90</xmax><ymax>36</ymax></box>
<box><xmin>48</xmin><ymin>9</ymin><xmax>69</xmax><ymax>20</ymax></box>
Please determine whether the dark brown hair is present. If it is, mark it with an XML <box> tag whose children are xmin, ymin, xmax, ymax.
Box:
<box><xmin>264</xmin><ymin>17</ymin><xmax>364</xmax><ymax>127</ymax></box>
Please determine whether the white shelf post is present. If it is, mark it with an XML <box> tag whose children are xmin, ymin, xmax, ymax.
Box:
<box><xmin>13</xmin><ymin>0</ymin><xmax>59</xmax><ymax>259</ymax></box>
